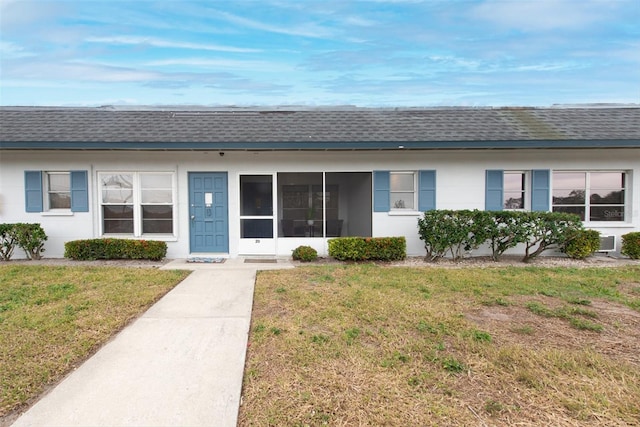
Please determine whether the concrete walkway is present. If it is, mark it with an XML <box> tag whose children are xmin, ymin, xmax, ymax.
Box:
<box><xmin>11</xmin><ymin>257</ymin><xmax>294</xmax><ymax>427</ymax></box>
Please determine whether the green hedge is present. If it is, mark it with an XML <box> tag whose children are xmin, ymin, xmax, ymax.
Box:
<box><xmin>328</xmin><ymin>237</ymin><xmax>406</xmax><ymax>261</ymax></box>
<box><xmin>562</xmin><ymin>229</ymin><xmax>601</xmax><ymax>260</ymax></box>
<box><xmin>621</xmin><ymin>232</ymin><xmax>640</xmax><ymax>260</ymax></box>
<box><xmin>417</xmin><ymin>210</ymin><xmax>492</xmax><ymax>260</ymax></box>
<box><xmin>292</xmin><ymin>245</ymin><xmax>318</xmax><ymax>262</ymax></box>
<box><xmin>418</xmin><ymin>210</ymin><xmax>584</xmax><ymax>262</ymax></box>
<box><xmin>0</xmin><ymin>223</ymin><xmax>48</xmax><ymax>260</ymax></box>
<box><xmin>64</xmin><ymin>238</ymin><xmax>167</xmax><ymax>261</ymax></box>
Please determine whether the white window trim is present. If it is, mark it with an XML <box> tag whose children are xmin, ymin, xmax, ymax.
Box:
<box><xmin>98</xmin><ymin>171</ymin><xmax>177</xmax><ymax>237</ymax></box>
<box><xmin>41</xmin><ymin>211</ymin><xmax>75</xmax><ymax>217</ymax></box>
<box><xmin>387</xmin><ymin>210</ymin><xmax>422</xmax><ymax>216</ymax></box>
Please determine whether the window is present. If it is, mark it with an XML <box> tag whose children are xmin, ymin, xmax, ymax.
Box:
<box><xmin>390</xmin><ymin>172</ymin><xmax>415</xmax><ymax>210</ymax></box>
<box><xmin>552</xmin><ymin>171</ymin><xmax>626</xmax><ymax>222</ymax></box>
<box><xmin>374</xmin><ymin>170</ymin><xmax>435</xmax><ymax>212</ymax></box>
<box><xmin>503</xmin><ymin>172</ymin><xmax>525</xmax><ymax>209</ymax></box>
<box><xmin>45</xmin><ymin>172</ymin><xmax>71</xmax><ymax>210</ymax></box>
<box><xmin>140</xmin><ymin>173</ymin><xmax>174</xmax><ymax>233</ymax></box>
<box><xmin>100</xmin><ymin>172</ymin><xmax>175</xmax><ymax>235</ymax></box>
<box><xmin>486</xmin><ymin>170</ymin><xmax>549</xmax><ymax>212</ymax></box>
<box><xmin>24</xmin><ymin>170</ymin><xmax>88</xmax><ymax>213</ymax></box>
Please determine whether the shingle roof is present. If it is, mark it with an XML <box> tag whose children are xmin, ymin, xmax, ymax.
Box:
<box><xmin>1</xmin><ymin>105</ymin><xmax>639</xmax><ymax>150</ymax></box>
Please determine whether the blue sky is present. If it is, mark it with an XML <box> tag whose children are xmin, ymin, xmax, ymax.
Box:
<box><xmin>1</xmin><ymin>0</ymin><xmax>638</xmax><ymax>107</ymax></box>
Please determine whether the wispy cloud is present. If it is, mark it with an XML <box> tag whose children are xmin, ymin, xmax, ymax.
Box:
<box><xmin>470</xmin><ymin>0</ymin><xmax>617</xmax><ymax>32</ymax></box>
<box><xmin>0</xmin><ymin>41</ymin><xmax>35</xmax><ymax>59</ymax></box>
<box><xmin>0</xmin><ymin>0</ymin><xmax>71</xmax><ymax>32</ymax></box>
<box><xmin>146</xmin><ymin>58</ymin><xmax>293</xmax><ymax>73</ymax></box>
<box><xmin>86</xmin><ymin>36</ymin><xmax>261</xmax><ymax>53</ymax></box>
<box><xmin>3</xmin><ymin>59</ymin><xmax>160</xmax><ymax>82</ymax></box>
<box><xmin>213</xmin><ymin>9</ymin><xmax>337</xmax><ymax>39</ymax></box>
<box><xmin>142</xmin><ymin>71</ymin><xmax>292</xmax><ymax>94</ymax></box>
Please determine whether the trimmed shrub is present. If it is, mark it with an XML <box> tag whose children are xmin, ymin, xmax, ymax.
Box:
<box><xmin>417</xmin><ymin>210</ymin><xmax>451</xmax><ymax>260</ymax></box>
<box><xmin>64</xmin><ymin>238</ymin><xmax>167</xmax><ymax>261</ymax></box>
<box><xmin>621</xmin><ymin>232</ymin><xmax>640</xmax><ymax>260</ymax></box>
<box><xmin>484</xmin><ymin>211</ymin><xmax>530</xmax><ymax>261</ymax></box>
<box><xmin>13</xmin><ymin>223</ymin><xmax>48</xmax><ymax>260</ymax></box>
<box><xmin>292</xmin><ymin>245</ymin><xmax>318</xmax><ymax>262</ymax></box>
<box><xmin>0</xmin><ymin>223</ymin><xmax>19</xmax><ymax>261</ymax></box>
<box><xmin>328</xmin><ymin>237</ymin><xmax>406</xmax><ymax>261</ymax></box>
<box><xmin>417</xmin><ymin>210</ymin><xmax>584</xmax><ymax>262</ymax></box>
<box><xmin>520</xmin><ymin>212</ymin><xmax>583</xmax><ymax>263</ymax></box>
<box><xmin>417</xmin><ymin>210</ymin><xmax>493</xmax><ymax>261</ymax></box>
<box><xmin>562</xmin><ymin>229</ymin><xmax>601</xmax><ymax>260</ymax></box>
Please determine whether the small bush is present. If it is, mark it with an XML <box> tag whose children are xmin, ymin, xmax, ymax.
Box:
<box><xmin>292</xmin><ymin>245</ymin><xmax>318</xmax><ymax>262</ymax></box>
<box><xmin>562</xmin><ymin>229</ymin><xmax>601</xmax><ymax>260</ymax></box>
<box><xmin>64</xmin><ymin>238</ymin><xmax>167</xmax><ymax>261</ymax></box>
<box><xmin>621</xmin><ymin>232</ymin><xmax>640</xmax><ymax>260</ymax></box>
<box><xmin>13</xmin><ymin>223</ymin><xmax>48</xmax><ymax>260</ymax></box>
<box><xmin>328</xmin><ymin>237</ymin><xmax>406</xmax><ymax>261</ymax></box>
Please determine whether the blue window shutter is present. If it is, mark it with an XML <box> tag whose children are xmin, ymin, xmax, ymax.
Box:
<box><xmin>418</xmin><ymin>170</ymin><xmax>436</xmax><ymax>211</ymax></box>
<box><xmin>25</xmin><ymin>171</ymin><xmax>43</xmax><ymax>212</ymax></box>
<box><xmin>70</xmin><ymin>170</ymin><xmax>89</xmax><ymax>212</ymax></box>
<box><xmin>531</xmin><ymin>169</ymin><xmax>550</xmax><ymax>211</ymax></box>
<box><xmin>373</xmin><ymin>171</ymin><xmax>390</xmax><ymax>212</ymax></box>
<box><xmin>485</xmin><ymin>170</ymin><xmax>504</xmax><ymax>211</ymax></box>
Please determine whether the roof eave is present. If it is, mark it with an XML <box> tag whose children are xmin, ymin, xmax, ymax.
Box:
<box><xmin>1</xmin><ymin>139</ymin><xmax>639</xmax><ymax>151</ymax></box>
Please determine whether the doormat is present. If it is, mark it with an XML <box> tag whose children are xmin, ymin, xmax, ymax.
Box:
<box><xmin>244</xmin><ymin>259</ymin><xmax>278</xmax><ymax>264</ymax></box>
<box><xmin>187</xmin><ymin>257</ymin><xmax>226</xmax><ymax>263</ymax></box>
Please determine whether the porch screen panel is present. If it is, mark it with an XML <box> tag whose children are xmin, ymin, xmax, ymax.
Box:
<box><xmin>278</xmin><ymin>173</ymin><xmax>323</xmax><ymax>237</ymax></box>
<box><xmin>240</xmin><ymin>175</ymin><xmax>274</xmax><ymax>238</ymax></box>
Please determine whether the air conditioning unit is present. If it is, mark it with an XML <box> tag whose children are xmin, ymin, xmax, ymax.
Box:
<box><xmin>598</xmin><ymin>235</ymin><xmax>616</xmax><ymax>252</ymax></box>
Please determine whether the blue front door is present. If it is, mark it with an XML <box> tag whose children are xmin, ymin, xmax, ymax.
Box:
<box><xmin>189</xmin><ymin>172</ymin><xmax>228</xmax><ymax>253</ymax></box>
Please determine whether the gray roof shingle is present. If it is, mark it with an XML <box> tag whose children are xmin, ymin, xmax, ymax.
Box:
<box><xmin>1</xmin><ymin>105</ymin><xmax>639</xmax><ymax>150</ymax></box>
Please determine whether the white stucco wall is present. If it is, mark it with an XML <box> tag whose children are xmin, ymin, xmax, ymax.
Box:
<box><xmin>1</xmin><ymin>148</ymin><xmax>638</xmax><ymax>259</ymax></box>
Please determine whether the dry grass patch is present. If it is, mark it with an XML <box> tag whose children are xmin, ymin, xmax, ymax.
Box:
<box><xmin>240</xmin><ymin>265</ymin><xmax>640</xmax><ymax>426</ymax></box>
<box><xmin>0</xmin><ymin>265</ymin><xmax>189</xmax><ymax>418</ymax></box>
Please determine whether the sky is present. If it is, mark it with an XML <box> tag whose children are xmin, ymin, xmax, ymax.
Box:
<box><xmin>0</xmin><ymin>0</ymin><xmax>639</xmax><ymax>107</ymax></box>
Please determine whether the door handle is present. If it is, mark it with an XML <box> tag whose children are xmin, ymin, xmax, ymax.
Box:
<box><xmin>191</xmin><ymin>215</ymin><xmax>195</xmax><ymax>221</ymax></box>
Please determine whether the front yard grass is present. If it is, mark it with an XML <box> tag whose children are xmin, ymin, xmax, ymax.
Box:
<box><xmin>240</xmin><ymin>265</ymin><xmax>640</xmax><ymax>426</ymax></box>
<box><xmin>0</xmin><ymin>265</ymin><xmax>189</xmax><ymax>417</ymax></box>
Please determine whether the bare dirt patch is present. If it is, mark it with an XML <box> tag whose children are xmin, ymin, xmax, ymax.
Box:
<box><xmin>466</xmin><ymin>296</ymin><xmax>640</xmax><ymax>366</ymax></box>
